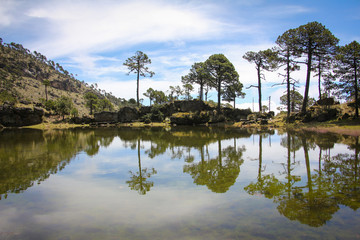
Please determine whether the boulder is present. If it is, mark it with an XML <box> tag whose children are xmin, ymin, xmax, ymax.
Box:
<box><xmin>316</xmin><ymin>98</ymin><xmax>335</xmax><ymax>106</ymax></box>
<box><xmin>94</xmin><ymin>111</ymin><xmax>118</xmax><ymax>123</ymax></box>
<box><xmin>173</xmin><ymin>100</ymin><xmax>210</xmax><ymax>112</ymax></box>
<box><xmin>50</xmin><ymin>79</ymin><xmax>79</xmax><ymax>93</ymax></box>
<box><xmin>70</xmin><ymin>116</ymin><xmax>93</xmax><ymax>124</ymax></box>
<box><xmin>139</xmin><ymin>106</ymin><xmax>152</xmax><ymax>116</ymax></box>
<box><xmin>0</xmin><ymin>105</ymin><xmax>44</xmax><ymax>127</ymax></box>
<box><xmin>158</xmin><ymin>103</ymin><xmax>176</xmax><ymax>117</ymax></box>
<box><xmin>223</xmin><ymin>107</ymin><xmax>251</xmax><ymax>121</ymax></box>
<box><xmin>118</xmin><ymin>107</ymin><xmax>139</xmax><ymax>123</ymax></box>
<box><xmin>316</xmin><ymin>108</ymin><xmax>339</xmax><ymax>122</ymax></box>
<box><xmin>341</xmin><ymin>113</ymin><xmax>351</xmax><ymax>120</ymax></box>
<box><xmin>170</xmin><ymin>112</ymin><xmax>210</xmax><ymax>125</ymax></box>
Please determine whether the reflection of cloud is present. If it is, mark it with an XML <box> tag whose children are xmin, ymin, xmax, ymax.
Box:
<box><xmin>33</xmin><ymin>175</ymin><xmax>219</xmax><ymax>228</ymax></box>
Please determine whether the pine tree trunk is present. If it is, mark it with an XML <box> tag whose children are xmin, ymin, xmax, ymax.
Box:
<box><xmin>286</xmin><ymin>55</ymin><xmax>291</xmax><ymax>121</ymax></box>
<box><xmin>302</xmin><ymin>46</ymin><xmax>313</xmax><ymax>114</ymax></box>
<box><xmin>257</xmin><ymin>67</ymin><xmax>262</xmax><ymax>112</ymax></box>
<box><xmin>354</xmin><ymin>58</ymin><xmax>358</xmax><ymax>118</ymax></box>
<box><xmin>137</xmin><ymin>65</ymin><xmax>140</xmax><ymax>107</ymax></box>
<box><xmin>217</xmin><ymin>79</ymin><xmax>221</xmax><ymax>111</ymax></box>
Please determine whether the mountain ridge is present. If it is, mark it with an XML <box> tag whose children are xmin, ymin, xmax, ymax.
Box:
<box><xmin>0</xmin><ymin>38</ymin><xmax>123</xmax><ymax>116</ymax></box>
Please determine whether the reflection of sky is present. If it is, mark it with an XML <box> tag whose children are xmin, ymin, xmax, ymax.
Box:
<box><xmin>0</xmin><ymin>130</ymin><xmax>358</xmax><ymax>239</ymax></box>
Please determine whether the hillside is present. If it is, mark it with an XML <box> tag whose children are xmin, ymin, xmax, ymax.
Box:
<box><xmin>0</xmin><ymin>39</ymin><xmax>123</xmax><ymax>117</ymax></box>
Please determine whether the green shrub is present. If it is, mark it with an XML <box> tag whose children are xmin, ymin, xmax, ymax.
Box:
<box><xmin>0</xmin><ymin>90</ymin><xmax>16</xmax><ymax>104</ymax></box>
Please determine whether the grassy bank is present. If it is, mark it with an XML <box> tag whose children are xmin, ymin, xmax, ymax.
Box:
<box><xmin>23</xmin><ymin>122</ymin><xmax>89</xmax><ymax>130</ymax></box>
<box><xmin>17</xmin><ymin>113</ymin><xmax>360</xmax><ymax>137</ymax></box>
<box><xmin>282</xmin><ymin>119</ymin><xmax>360</xmax><ymax>136</ymax></box>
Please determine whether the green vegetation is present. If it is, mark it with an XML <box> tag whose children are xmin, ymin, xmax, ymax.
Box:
<box><xmin>56</xmin><ymin>96</ymin><xmax>73</xmax><ymax>120</ymax></box>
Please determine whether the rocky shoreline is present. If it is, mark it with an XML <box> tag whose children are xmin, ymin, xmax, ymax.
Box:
<box><xmin>1</xmin><ymin>100</ymin><xmax>358</xmax><ymax>132</ymax></box>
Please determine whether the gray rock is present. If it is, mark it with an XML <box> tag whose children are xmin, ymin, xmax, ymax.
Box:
<box><xmin>94</xmin><ymin>111</ymin><xmax>118</xmax><ymax>123</ymax></box>
<box><xmin>118</xmin><ymin>107</ymin><xmax>139</xmax><ymax>123</ymax></box>
<box><xmin>0</xmin><ymin>105</ymin><xmax>44</xmax><ymax>127</ymax></box>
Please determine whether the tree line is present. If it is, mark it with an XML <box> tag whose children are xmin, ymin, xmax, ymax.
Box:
<box><xmin>124</xmin><ymin>51</ymin><xmax>244</xmax><ymax>111</ymax></box>
<box><xmin>242</xmin><ymin>21</ymin><xmax>359</xmax><ymax>119</ymax></box>
<box><xmin>2</xmin><ymin>20</ymin><xmax>359</xmax><ymax>120</ymax></box>
<box><xmin>124</xmin><ymin>21</ymin><xmax>359</xmax><ymax>120</ymax></box>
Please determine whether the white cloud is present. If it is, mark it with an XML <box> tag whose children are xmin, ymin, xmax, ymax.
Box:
<box><xmin>259</xmin><ymin>5</ymin><xmax>313</xmax><ymax>18</ymax></box>
<box><xmin>98</xmin><ymin>78</ymin><xmax>179</xmax><ymax>101</ymax></box>
<box><xmin>24</xmin><ymin>0</ymin><xmax>228</xmax><ymax>58</ymax></box>
<box><xmin>0</xmin><ymin>0</ymin><xmax>20</xmax><ymax>27</ymax></box>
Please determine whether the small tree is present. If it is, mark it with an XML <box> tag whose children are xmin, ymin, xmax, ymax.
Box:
<box><xmin>98</xmin><ymin>98</ymin><xmax>114</xmax><ymax>112</ymax></box>
<box><xmin>334</xmin><ymin>41</ymin><xmax>360</xmax><ymax>117</ymax></box>
<box><xmin>243</xmin><ymin>49</ymin><xmax>278</xmax><ymax>112</ymax></box>
<box><xmin>70</xmin><ymin>108</ymin><xmax>79</xmax><ymax>118</ymax></box>
<box><xmin>262</xmin><ymin>105</ymin><xmax>268</xmax><ymax>113</ymax></box>
<box><xmin>222</xmin><ymin>81</ymin><xmax>245</xmax><ymax>109</ymax></box>
<box><xmin>168</xmin><ymin>85</ymin><xmax>182</xmax><ymax>102</ymax></box>
<box><xmin>181</xmin><ymin>62</ymin><xmax>209</xmax><ymax>101</ymax></box>
<box><xmin>84</xmin><ymin>92</ymin><xmax>98</xmax><ymax>115</ymax></box>
<box><xmin>280</xmin><ymin>90</ymin><xmax>303</xmax><ymax>112</ymax></box>
<box><xmin>143</xmin><ymin>88</ymin><xmax>156</xmax><ymax>106</ymax></box>
<box><xmin>182</xmin><ymin>83</ymin><xmax>194</xmax><ymax>100</ymax></box>
<box><xmin>128</xmin><ymin>98</ymin><xmax>137</xmax><ymax>105</ymax></box>
<box><xmin>56</xmin><ymin>96</ymin><xmax>73</xmax><ymax>120</ymax></box>
<box><xmin>123</xmin><ymin>51</ymin><xmax>154</xmax><ymax>107</ymax></box>
<box><xmin>153</xmin><ymin>90</ymin><xmax>167</xmax><ymax>105</ymax></box>
<box><xmin>43</xmin><ymin>79</ymin><xmax>50</xmax><ymax>101</ymax></box>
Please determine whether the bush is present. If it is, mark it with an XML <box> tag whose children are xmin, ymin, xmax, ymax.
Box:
<box><xmin>140</xmin><ymin>106</ymin><xmax>164</xmax><ymax>123</ymax></box>
<box><xmin>43</xmin><ymin>99</ymin><xmax>57</xmax><ymax>111</ymax></box>
<box><xmin>70</xmin><ymin>108</ymin><xmax>79</xmax><ymax>118</ymax></box>
<box><xmin>0</xmin><ymin>90</ymin><xmax>16</xmax><ymax>104</ymax></box>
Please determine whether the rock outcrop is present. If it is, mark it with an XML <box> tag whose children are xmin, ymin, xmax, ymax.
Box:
<box><xmin>118</xmin><ymin>107</ymin><xmax>139</xmax><ymax>123</ymax></box>
<box><xmin>93</xmin><ymin>100</ymin><xmax>254</xmax><ymax>125</ymax></box>
<box><xmin>170</xmin><ymin>112</ymin><xmax>210</xmax><ymax>125</ymax></box>
<box><xmin>0</xmin><ymin>105</ymin><xmax>44</xmax><ymax>127</ymax></box>
<box><xmin>94</xmin><ymin>111</ymin><xmax>118</xmax><ymax>123</ymax></box>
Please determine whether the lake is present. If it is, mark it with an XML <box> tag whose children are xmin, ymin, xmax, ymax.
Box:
<box><xmin>0</xmin><ymin>126</ymin><xmax>359</xmax><ymax>240</ymax></box>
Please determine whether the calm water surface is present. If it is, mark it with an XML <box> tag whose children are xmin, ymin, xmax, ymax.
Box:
<box><xmin>0</xmin><ymin>127</ymin><xmax>359</xmax><ymax>240</ymax></box>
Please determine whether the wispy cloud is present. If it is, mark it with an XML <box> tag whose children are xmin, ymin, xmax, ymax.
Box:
<box><xmin>21</xmin><ymin>0</ymin><xmax>229</xmax><ymax>58</ymax></box>
<box><xmin>0</xmin><ymin>0</ymin><xmax>20</xmax><ymax>27</ymax></box>
<box><xmin>259</xmin><ymin>5</ymin><xmax>313</xmax><ymax>18</ymax></box>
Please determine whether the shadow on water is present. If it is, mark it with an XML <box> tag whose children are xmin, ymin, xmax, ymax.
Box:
<box><xmin>1</xmin><ymin>126</ymin><xmax>359</xmax><ymax>228</ymax></box>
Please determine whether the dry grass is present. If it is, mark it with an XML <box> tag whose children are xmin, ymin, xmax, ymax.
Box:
<box><xmin>24</xmin><ymin>122</ymin><xmax>88</xmax><ymax>130</ymax></box>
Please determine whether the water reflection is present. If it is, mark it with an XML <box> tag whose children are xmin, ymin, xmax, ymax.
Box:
<box><xmin>183</xmin><ymin>139</ymin><xmax>245</xmax><ymax>193</ymax></box>
<box><xmin>245</xmin><ymin>130</ymin><xmax>359</xmax><ymax>227</ymax></box>
<box><xmin>126</xmin><ymin>139</ymin><xmax>157</xmax><ymax>195</ymax></box>
<box><xmin>0</xmin><ymin>126</ymin><xmax>359</xmax><ymax>231</ymax></box>
<box><xmin>0</xmin><ymin>129</ymin><xmax>91</xmax><ymax>199</ymax></box>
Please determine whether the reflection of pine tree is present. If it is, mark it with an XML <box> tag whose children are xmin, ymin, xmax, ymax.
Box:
<box><xmin>126</xmin><ymin>139</ymin><xmax>157</xmax><ymax>195</ymax></box>
<box><xmin>245</xmin><ymin>134</ymin><xmax>286</xmax><ymax>199</ymax></box>
<box><xmin>324</xmin><ymin>136</ymin><xmax>360</xmax><ymax>210</ymax></box>
<box><xmin>276</xmin><ymin>135</ymin><xmax>339</xmax><ymax>227</ymax></box>
<box><xmin>245</xmin><ymin>132</ymin><xmax>341</xmax><ymax>227</ymax></box>
<box><xmin>184</xmin><ymin>138</ymin><xmax>245</xmax><ymax>193</ymax></box>
<box><xmin>0</xmin><ymin>129</ymin><xmax>97</xmax><ymax>200</ymax></box>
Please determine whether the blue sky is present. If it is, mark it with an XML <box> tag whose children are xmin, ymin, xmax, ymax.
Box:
<box><xmin>1</xmin><ymin>0</ymin><xmax>359</xmax><ymax>111</ymax></box>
